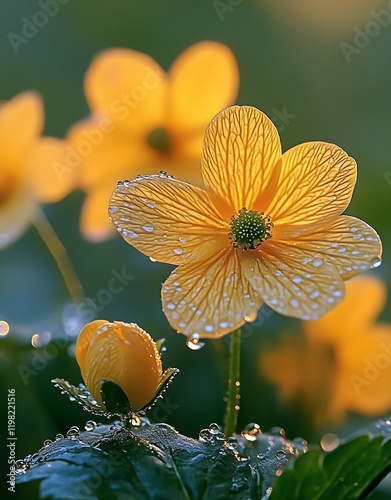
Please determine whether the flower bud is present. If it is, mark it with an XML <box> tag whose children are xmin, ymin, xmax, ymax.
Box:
<box><xmin>75</xmin><ymin>320</ymin><xmax>163</xmax><ymax>412</ymax></box>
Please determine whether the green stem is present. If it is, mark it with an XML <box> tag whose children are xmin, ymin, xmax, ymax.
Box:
<box><xmin>224</xmin><ymin>329</ymin><xmax>241</xmax><ymax>437</ymax></box>
<box><xmin>32</xmin><ymin>209</ymin><xmax>84</xmax><ymax>306</ymax></box>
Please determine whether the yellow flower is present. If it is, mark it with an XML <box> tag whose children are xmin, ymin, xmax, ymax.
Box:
<box><xmin>261</xmin><ymin>276</ymin><xmax>391</xmax><ymax>426</ymax></box>
<box><xmin>0</xmin><ymin>91</ymin><xmax>75</xmax><ymax>248</ymax></box>
<box><xmin>67</xmin><ymin>41</ymin><xmax>239</xmax><ymax>241</ymax></box>
<box><xmin>75</xmin><ymin>320</ymin><xmax>163</xmax><ymax>411</ymax></box>
<box><xmin>109</xmin><ymin>105</ymin><xmax>382</xmax><ymax>340</ymax></box>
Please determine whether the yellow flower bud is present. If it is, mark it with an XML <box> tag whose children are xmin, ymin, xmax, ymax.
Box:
<box><xmin>75</xmin><ymin>320</ymin><xmax>163</xmax><ymax>412</ymax></box>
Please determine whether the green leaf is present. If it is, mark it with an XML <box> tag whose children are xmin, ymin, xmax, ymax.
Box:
<box><xmin>270</xmin><ymin>422</ymin><xmax>391</xmax><ymax>499</ymax></box>
<box><xmin>100</xmin><ymin>379</ymin><xmax>132</xmax><ymax>414</ymax></box>
<box><xmin>15</xmin><ymin>421</ymin><xmax>303</xmax><ymax>500</ymax></box>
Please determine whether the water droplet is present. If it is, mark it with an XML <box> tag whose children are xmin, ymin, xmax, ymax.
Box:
<box><xmin>320</xmin><ymin>433</ymin><xmax>340</xmax><ymax>452</ymax></box>
<box><xmin>219</xmin><ymin>321</ymin><xmax>229</xmax><ymax>329</ymax></box>
<box><xmin>179</xmin><ymin>236</ymin><xmax>187</xmax><ymax>243</ymax></box>
<box><xmin>204</xmin><ymin>324</ymin><xmax>214</xmax><ymax>333</ymax></box>
<box><xmin>241</xmin><ymin>423</ymin><xmax>261</xmax><ymax>442</ymax></box>
<box><xmin>275</xmin><ymin>450</ymin><xmax>286</xmax><ymax>460</ymax></box>
<box><xmin>371</xmin><ymin>258</ymin><xmax>381</xmax><ymax>269</ymax></box>
<box><xmin>293</xmin><ymin>276</ymin><xmax>303</xmax><ymax>284</ymax></box>
<box><xmin>186</xmin><ymin>334</ymin><xmax>205</xmax><ymax>351</ymax></box>
<box><xmin>339</xmin><ymin>477</ymin><xmax>345</xmax><ymax>482</ymax></box>
<box><xmin>127</xmin><ymin>231</ymin><xmax>138</xmax><ymax>238</ymax></box>
<box><xmin>66</xmin><ymin>426</ymin><xmax>80</xmax><ymax>439</ymax></box>
<box><xmin>173</xmin><ymin>247</ymin><xmax>183</xmax><ymax>255</ymax></box>
<box><xmin>269</xmin><ymin>426</ymin><xmax>286</xmax><ymax>437</ymax></box>
<box><xmin>85</xmin><ymin>420</ymin><xmax>97</xmax><ymax>431</ymax></box>
<box><xmin>149</xmin><ymin>256</ymin><xmax>157</xmax><ymax>262</ymax></box>
<box><xmin>310</xmin><ymin>290</ymin><xmax>320</xmax><ymax>299</ymax></box>
<box><xmin>244</xmin><ymin>312</ymin><xmax>257</xmax><ymax>322</ymax></box>
<box><xmin>142</xmin><ymin>223</ymin><xmax>154</xmax><ymax>232</ymax></box>
<box><xmin>55</xmin><ymin>433</ymin><xmax>64</xmax><ymax>441</ymax></box>
<box><xmin>167</xmin><ymin>302</ymin><xmax>176</xmax><ymax>310</ymax></box>
<box><xmin>312</xmin><ymin>259</ymin><xmax>323</xmax><ymax>267</ymax></box>
<box><xmin>43</xmin><ymin>439</ymin><xmax>52</xmax><ymax>447</ymax></box>
<box><xmin>331</xmin><ymin>195</ymin><xmax>337</xmax><ymax>201</ymax></box>
<box><xmin>146</xmin><ymin>201</ymin><xmax>155</xmax><ymax>209</ymax></box>
<box><xmin>130</xmin><ymin>415</ymin><xmax>141</xmax><ymax>427</ymax></box>
<box><xmin>290</xmin><ymin>299</ymin><xmax>299</xmax><ymax>308</ymax></box>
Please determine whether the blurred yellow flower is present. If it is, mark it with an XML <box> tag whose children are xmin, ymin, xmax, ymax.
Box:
<box><xmin>261</xmin><ymin>276</ymin><xmax>391</xmax><ymax>426</ymax></box>
<box><xmin>109</xmin><ymin>105</ymin><xmax>382</xmax><ymax>340</ymax></box>
<box><xmin>67</xmin><ymin>41</ymin><xmax>239</xmax><ymax>241</ymax></box>
<box><xmin>0</xmin><ymin>91</ymin><xmax>75</xmax><ymax>248</ymax></box>
<box><xmin>75</xmin><ymin>320</ymin><xmax>163</xmax><ymax>411</ymax></box>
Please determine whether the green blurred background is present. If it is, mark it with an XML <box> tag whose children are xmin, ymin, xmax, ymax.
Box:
<box><xmin>1</xmin><ymin>0</ymin><xmax>391</xmax><ymax>497</ymax></box>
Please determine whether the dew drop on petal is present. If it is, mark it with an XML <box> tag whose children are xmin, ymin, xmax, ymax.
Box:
<box><xmin>174</xmin><ymin>247</ymin><xmax>183</xmax><ymax>255</ymax></box>
<box><xmin>371</xmin><ymin>258</ymin><xmax>381</xmax><ymax>269</ymax></box>
<box><xmin>219</xmin><ymin>321</ymin><xmax>229</xmax><ymax>328</ymax></box>
<box><xmin>142</xmin><ymin>223</ymin><xmax>154</xmax><ymax>232</ymax></box>
<box><xmin>179</xmin><ymin>236</ymin><xmax>187</xmax><ymax>243</ymax></box>
<box><xmin>167</xmin><ymin>303</ymin><xmax>176</xmax><ymax>310</ymax></box>
<box><xmin>312</xmin><ymin>259</ymin><xmax>323</xmax><ymax>267</ymax></box>
<box><xmin>186</xmin><ymin>333</ymin><xmax>205</xmax><ymax>351</ymax></box>
<box><xmin>290</xmin><ymin>299</ymin><xmax>299</xmax><ymax>308</ymax></box>
<box><xmin>204</xmin><ymin>324</ymin><xmax>214</xmax><ymax>333</ymax></box>
<box><xmin>292</xmin><ymin>276</ymin><xmax>303</xmax><ymax>284</ymax></box>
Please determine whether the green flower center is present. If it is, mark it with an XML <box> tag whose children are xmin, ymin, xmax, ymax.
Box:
<box><xmin>229</xmin><ymin>208</ymin><xmax>273</xmax><ymax>250</ymax></box>
<box><xmin>147</xmin><ymin>128</ymin><xmax>171</xmax><ymax>155</ymax></box>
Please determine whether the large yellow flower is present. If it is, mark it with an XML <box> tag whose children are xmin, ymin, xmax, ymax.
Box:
<box><xmin>0</xmin><ymin>91</ymin><xmax>75</xmax><ymax>248</ymax></box>
<box><xmin>109</xmin><ymin>105</ymin><xmax>382</xmax><ymax>340</ymax></box>
<box><xmin>67</xmin><ymin>41</ymin><xmax>239</xmax><ymax>241</ymax></box>
<box><xmin>261</xmin><ymin>276</ymin><xmax>391</xmax><ymax>426</ymax></box>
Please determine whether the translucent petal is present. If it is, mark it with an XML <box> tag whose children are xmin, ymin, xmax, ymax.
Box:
<box><xmin>66</xmin><ymin>117</ymin><xmax>139</xmax><ymax>189</ymax></box>
<box><xmin>286</xmin><ymin>216</ymin><xmax>382</xmax><ymax>281</ymax></box>
<box><xmin>81</xmin><ymin>184</ymin><xmax>118</xmax><ymax>242</ymax></box>
<box><xmin>0</xmin><ymin>91</ymin><xmax>44</xmax><ymax>172</ymax></box>
<box><xmin>28</xmin><ymin>137</ymin><xmax>76</xmax><ymax>203</ymax></box>
<box><xmin>84</xmin><ymin>48</ymin><xmax>167</xmax><ymax>133</ymax></box>
<box><xmin>162</xmin><ymin>249</ymin><xmax>263</xmax><ymax>339</ymax></box>
<box><xmin>168</xmin><ymin>41</ymin><xmax>239</xmax><ymax>131</ymax></box>
<box><xmin>242</xmin><ymin>241</ymin><xmax>345</xmax><ymax>320</ymax></box>
<box><xmin>304</xmin><ymin>275</ymin><xmax>387</xmax><ymax>344</ymax></box>
<box><xmin>75</xmin><ymin>319</ymin><xmax>108</xmax><ymax>377</ymax></box>
<box><xmin>267</xmin><ymin>142</ymin><xmax>357</xmax><ymax>227</ymax></box>
<box><xmin>109</xmin><ymin>175</ymin><xmax>228</xmax><ymax>265</ymax></box>
<box><xmin>201</xmin><ymin>106</ymin><xmax>282</xmax><ymax>217</ymax></box>
<box><xmin>334</xmin><ymin>327</ymin><xmax>391</xmax><ymax>416</ymax></box>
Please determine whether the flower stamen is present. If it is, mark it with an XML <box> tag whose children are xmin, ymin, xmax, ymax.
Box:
<box><xmin>147</xmin><ymin>128</ymin><xmax>171</xmax><ymax>155</ymax></box>
<box><xmin>229</xmin><ymin>207</ymin><xmax>273</xmax><ymax>250</ymax></box>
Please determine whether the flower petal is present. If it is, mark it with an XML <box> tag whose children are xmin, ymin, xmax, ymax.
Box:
<box><xmin>287</xmin><ymin>216</ymin><xmax>382</xmax><ymax>281</ymax></box>
<box><xmin>81</xmin><ymin>184</ymin><xmax>118</xmax><ymax>242</ymax></box>
<box><xmin>28</xmin><ymin>137</ymin><xmax>76</xmax><ymax>203</ymax></box>
<box><xmin>75</xmin><ymin>319</ymin><xmax>108</xmax><ymax>377</ymax></box>
<box><xmin>66</xmin><ymin>117</ymin><xmax>142</xmax><ymax>189</ymax></box>
<box><xmin>201</xmin><ymin>106</ymin><xmax>282</xmax><ymax>217</ymax></box>
<box><xmin>0</xmin><ymin>91</ymin><xmax>44</xmax><ymax>171</ymax></box>
<box><xmin>0</xmin><ymin>178</ymin><xmax>38</xmax><ymax>249</ymax></box>
<box><xmin>304</xmin><ymin>275</ymin><xmax>387</xmax><ymax>344</ymax></box>
<box><xmin>162</xmin><ymin>249</ymin><xmax>263</xmax><ymax>339</ymax></box>
<box><xmin>242</xmin><ymin>240</ymin><xmax>345</xmax><ymax>320</ymax></box>
<box><xmin>84</xmin><ymin>48</ymin><xmax>167</xmax><ymax>133</ymax></box>
<box><xmin>168</xmin><ymin>41</ymin><xmax>239</xmax><ymax>131</ymax></box>
<box><xmin>334</xmin><ymin>328</ymin><xmax>391</xmax><ymax>416</ymax></box>
<box><xmin>268</xmin><ymin>141</ymin><xmax>357</xmax><ymax>227</ymax></box>
<box><xmin>109</xmin><ymin>175</ymin><xmax>228</xmax><ymax>265</ymax></box>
